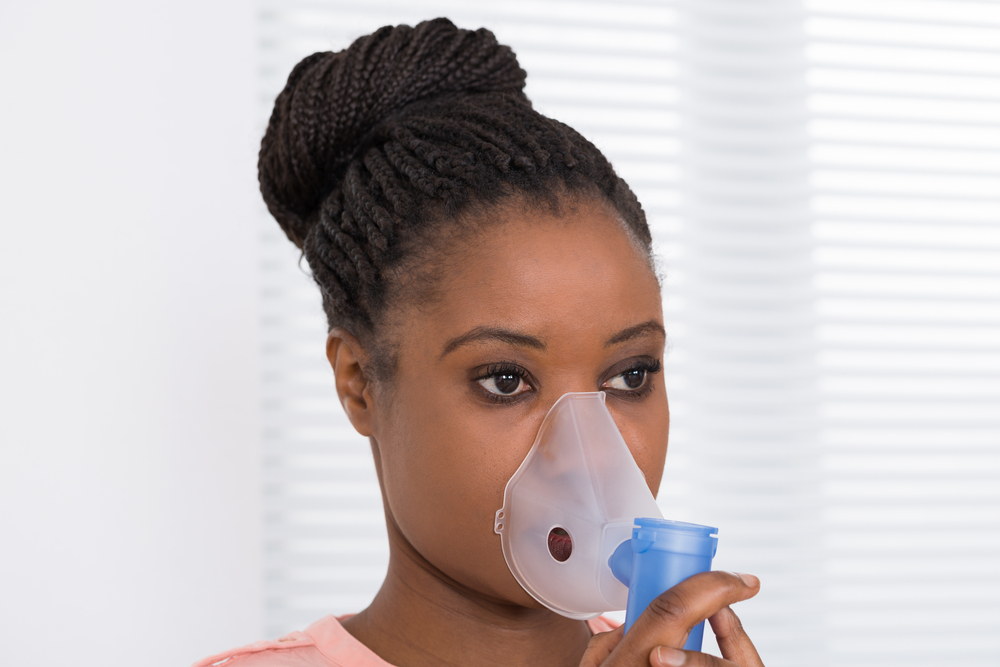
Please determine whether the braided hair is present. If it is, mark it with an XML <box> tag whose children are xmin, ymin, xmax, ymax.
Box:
<box><xmin>259</xmin><ymin>18</ymin><xmax>652</xmax><ymax>378</ymax></box>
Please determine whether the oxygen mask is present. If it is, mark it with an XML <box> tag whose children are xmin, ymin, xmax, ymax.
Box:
<box><xmin>494</xmin><ymin>391</ymin><xmax>662</xmax><ymax>618</ymax></box>
<box><xmin>494</xmin><ymin>391</ymin><xmax>718</xmax><ymax>651</ymax></box>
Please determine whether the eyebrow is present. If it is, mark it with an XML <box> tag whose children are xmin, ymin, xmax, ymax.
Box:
<box><xmin>605</xmin><ymin>320</ymin><xmax>666</xmax><ymax>347</ymax></box>
<box><xmin>440</xmin><ymin>320</ymin><xmax>666</xmax><ymax>358</ymax></box>
<box><xmin>440</xmin><ymin>326</ymin><xmax>546</xmax><ymax>358</ymax></box>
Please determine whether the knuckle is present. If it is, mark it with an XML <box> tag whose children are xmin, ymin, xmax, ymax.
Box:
<box><xmin>713</xmin><ymin>607</ymin><xmax>745</xmax><ymax>640</ymax></box>
<box><xmin>645</xmin><ymin>589</ymin><xmax>690</xmax><ymax>626</ymax></box>
<box><xmin>727</xmin><ymin>609</ymin><xmax>746</xmax><ymax>635</ymax></box>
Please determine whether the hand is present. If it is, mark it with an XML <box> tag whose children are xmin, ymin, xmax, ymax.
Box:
<box><xmin>579</xmin><ymin>571</ymin><xmax>764</xmax><ymax>667</ymax></box>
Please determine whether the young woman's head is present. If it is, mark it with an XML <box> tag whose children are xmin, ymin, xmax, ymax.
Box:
<box><xmin>259</xmin><ymin>18</ymin><xmax>668</xmax><ymax>614</ymax></box>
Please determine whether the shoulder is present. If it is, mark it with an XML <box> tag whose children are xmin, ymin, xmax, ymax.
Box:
<box><xmin>194</xmin><ymin>614</ymin><xmax>618</xmax><ymax>665</ymax></box>
<box><xmin>192</xmin><ymin>616</ymin><xmax>379</xmax><ymax>667</ymax></box>
<box><xmin>190</xmin><ymin>630</ymin><xmax>325</xmax><ymax>667</ymax></box>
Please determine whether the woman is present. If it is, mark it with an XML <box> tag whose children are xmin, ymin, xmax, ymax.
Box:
<box><xmin>197</xmin><ymin>18</ymin><xmax>763</xmax><ymax>667</ymax></box>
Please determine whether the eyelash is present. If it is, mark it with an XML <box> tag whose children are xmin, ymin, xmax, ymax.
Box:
<box><xmin>608</xmin><ymin>358</ymin><xmax>662</xmax><ymax>401</ymax></box>
<box><xmin>475</xmin><ymin>363</ymin><xmax>529</xmax><ymax>405</ymax></box>
<box><xmin>472</xmin><ymin>358</ymin><xmax>662</xmax><ymax>405</ymax></box>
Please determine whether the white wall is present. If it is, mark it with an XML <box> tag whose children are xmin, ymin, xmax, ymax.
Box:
<box><xmin>0</xmin><ymin>2</ymin><xmax>262</xmax><ymax>665</ymax></box>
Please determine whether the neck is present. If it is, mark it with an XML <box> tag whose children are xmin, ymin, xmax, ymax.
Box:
<box><xmin>341</xmin><ymin>519</ymin><xmax>593</xmax><ymax>667</ymax></box>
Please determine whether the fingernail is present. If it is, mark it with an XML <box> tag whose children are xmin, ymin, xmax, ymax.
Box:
<box><xmin>735</xmin><ymin>572</ymin><xmax>759</xmax><ymax>588</ymax></box>
<box><xmin>655</xmin><ymin>646</ymin><xmax>686</xmax><ymax>666</ymax></box>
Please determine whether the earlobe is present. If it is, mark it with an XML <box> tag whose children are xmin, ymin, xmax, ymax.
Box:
<box><xmin>326</xmin><ymin>329</ymin><xmax>375</xmax><ymax>437</ymax></box>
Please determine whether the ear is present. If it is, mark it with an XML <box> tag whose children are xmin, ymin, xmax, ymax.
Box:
<box><xmin>326</xmin><ymin>329</ymin><xmax>377</xmax><ymax>437</ymax></box>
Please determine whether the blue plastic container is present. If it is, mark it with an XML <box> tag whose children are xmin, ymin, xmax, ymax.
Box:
<box><xmin>608</xmin><ymin>518</ymin><xmax>719</xmax><ymax>651</ymax></box>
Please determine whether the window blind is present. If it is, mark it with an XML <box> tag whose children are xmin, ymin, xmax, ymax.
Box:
<box><xmin>655</xmin><ymin>3</ymin><xmax>826</xmax><ymax>666</ymax></box>
<box><xmin>804</xmin><ymin>1</ymin><xmax>1000</xmax><ymax>665</ymax></box>
<box><xmin>256</xmin><ymin>2</ymin><xmax>1000</xmax><ymax>665</ymax></box>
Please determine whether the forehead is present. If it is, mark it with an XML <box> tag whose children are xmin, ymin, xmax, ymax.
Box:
<box><xmin>396</xmin><ymin>198</ymin><xmax>662</xmax><ymax>352</ymax></box>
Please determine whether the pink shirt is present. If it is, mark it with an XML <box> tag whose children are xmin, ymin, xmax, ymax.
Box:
<box><xmin>193</xmin><ymin>615</ymin><xmax>621</xmax><ymax>667</ymax></box>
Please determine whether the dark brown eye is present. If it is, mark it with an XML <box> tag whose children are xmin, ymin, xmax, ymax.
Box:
<box><xmin>604</xmin><ymin>368</ymin><xmax>648</xmax><ymax>391</ymax></box>
<box><xmin>478</xmin><ymin>372</ymin><xmax>529</xmax><ymax>397</ymax></box>
<box><xmin>623</xmin><ymin>369</ymin><xmax>645</xmax><ymax>388</ymax></box>
<box><xmin>494</xmin><ymin>374</ymin><xmax>520</xmax><ymax>394</ymax></box>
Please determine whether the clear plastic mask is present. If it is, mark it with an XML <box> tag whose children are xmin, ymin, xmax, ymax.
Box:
<box><xmin>494</xmin><ymin>391</ymin><xmax>663</xmax><ymax>619</ymax></box>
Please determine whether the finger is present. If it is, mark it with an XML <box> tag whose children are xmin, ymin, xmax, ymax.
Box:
<box><xmin>579</xmin><ymin>625</ymin><xmax>624</xmax><ymax>667</ymax></box>
<box><xmin>631</xmin><ymin>571</ymin><xmax>759</xmax><ymax>648</ymax></box>
<box><xmin>649</xmin><ymin>646</ymin><xmax>739</xmax><ymax>667</ymax></box>
<box><xmin>708</xmin><ymin>606</ymin><xmax>764</xmax><ymax>667</ymax></box>
<box><xmin>603</xmin><ymin>571</ymin><xmax>760</xmax><ymax>665</ymax></box>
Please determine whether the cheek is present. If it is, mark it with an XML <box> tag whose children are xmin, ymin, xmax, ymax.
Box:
<box><xmin>613</xmin><ymin>391</ymin><xmax>670</xmax><ymax>495</ymax></box>
<box><xmin>378</xmin><ymin>384</ymin><xmax>540</xmax><ymax>601</ymax></box>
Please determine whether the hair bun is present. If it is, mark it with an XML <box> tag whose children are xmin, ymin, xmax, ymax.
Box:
<box><xmin>258</xmin><ymin>18</ymin><xmax>528</xmax><ymax>248</ymax></box>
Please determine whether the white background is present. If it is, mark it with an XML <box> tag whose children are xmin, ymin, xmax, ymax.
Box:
<box><xmin>0</xmin><ymin>1</ymin><xmax>263</xmax><ymax>665</ymax></box>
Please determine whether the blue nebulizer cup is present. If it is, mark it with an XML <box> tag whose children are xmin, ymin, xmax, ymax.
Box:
<box><xmin>609</xmin><ymin>518</ymin><xmax>719</xmax><ymax>651</ymax></box>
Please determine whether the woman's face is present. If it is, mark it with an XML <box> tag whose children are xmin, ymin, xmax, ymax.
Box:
<box><xmin>366</xmin><ymin>196</ymin><xmax>668</xmax><ymax>608</ymax></box>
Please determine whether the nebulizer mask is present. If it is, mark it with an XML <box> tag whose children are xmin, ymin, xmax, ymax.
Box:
<box><xmin>494</xmin><ymin>392</ymin><xmax>719</xmax><ymax>649</ymax></box>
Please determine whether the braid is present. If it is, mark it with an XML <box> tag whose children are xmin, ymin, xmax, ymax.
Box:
<box><xmin>259</xmin><ymin>17</ymin><xmax>652</xmax><ymax>357</ymax></box>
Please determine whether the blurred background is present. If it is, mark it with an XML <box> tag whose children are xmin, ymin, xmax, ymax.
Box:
<box><xmin>1</xmin><ymin>1</ymin><xmax>998</xmax><ymax>666</ymax></box>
